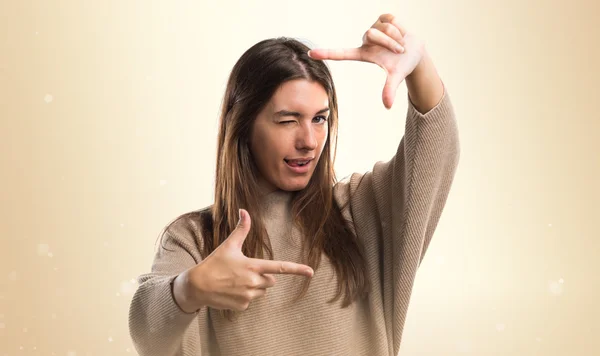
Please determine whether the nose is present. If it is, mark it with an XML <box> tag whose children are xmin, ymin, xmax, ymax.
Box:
<box><xmin>295</xmin><ymin>122</ymin><xmax>317</xmax><ymax>151</ymax></box>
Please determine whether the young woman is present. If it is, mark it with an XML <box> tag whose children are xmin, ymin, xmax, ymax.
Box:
<box><xmin>129</xmin><ymin>13</ymin><xmax>460</xmax><ymax>356</ymax></box>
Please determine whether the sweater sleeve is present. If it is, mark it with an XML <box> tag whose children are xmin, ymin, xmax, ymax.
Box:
<box><xmin>346</xmin><ymin>84</ymin><xmax>460</xmax><ymax>354</ymax></box>
<box><xmin>128</xmin><ymin>225</ymin><xmax>203</xmax><ymax>356</ymax></box>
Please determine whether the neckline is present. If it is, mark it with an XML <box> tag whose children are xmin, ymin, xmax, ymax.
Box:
<box><xmin>259</xmin><ymin>189</ymin><xmax>295</xmax><ymax>220</ymax></box>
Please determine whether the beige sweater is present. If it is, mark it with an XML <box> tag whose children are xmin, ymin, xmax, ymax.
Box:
<box><xmin>129</xmin><ymin>87</ymin><xmax>460</xmax><ymax>356</ymax></box>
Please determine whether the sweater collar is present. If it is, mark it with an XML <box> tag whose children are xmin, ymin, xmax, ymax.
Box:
<box><xmin>259</xmin><ymin>189</ymin><xmax>295</xmax><ymax>220</ymax></box>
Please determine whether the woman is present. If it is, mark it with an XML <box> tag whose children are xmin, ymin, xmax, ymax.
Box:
<box><xmin>129</xmin><ymin>13</ymin><xmax>460</xmax><ymax>356</ymax></box>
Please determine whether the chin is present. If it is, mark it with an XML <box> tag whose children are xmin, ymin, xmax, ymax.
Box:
<box><xmin>279</xmin><ymin>183</ymin><xmax>308</xmax><ymax>192</ymax></box>
<box><xmin>278</xmin><ymin>177</ymin><xmax>312</xmax><ymax>192</ymax></box>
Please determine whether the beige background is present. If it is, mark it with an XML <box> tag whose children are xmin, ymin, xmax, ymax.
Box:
<box><xmin>1</xmin><ymin>0</ymin><xmax>599</xmax><ymax>355</ymax></box>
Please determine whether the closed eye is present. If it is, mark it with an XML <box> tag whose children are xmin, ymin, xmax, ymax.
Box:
<box><xmin>279</xmin><ymin>116</ymin><xmax>327</xmax><ymax>125</ymax></box>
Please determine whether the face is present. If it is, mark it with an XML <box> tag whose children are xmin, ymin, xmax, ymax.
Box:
<box><xmin>249</xmin><ymin>79</ymin><xmax>330</xmax><ymax>193</ymax></box>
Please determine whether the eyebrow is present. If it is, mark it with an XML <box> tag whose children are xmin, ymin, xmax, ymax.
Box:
<box><xmin>273</xmin><ymin>107</ymin><xmax>330</xmax><ymax>118</ymax></box>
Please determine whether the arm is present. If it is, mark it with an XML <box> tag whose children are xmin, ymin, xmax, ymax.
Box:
<box><xmin>346</xmin><ymin>75</ymin><xmax>459</xmax><ymax>355</ymax></box>
<box><xmin>129</xmin><ymin>209</ymin><xmax>314</xmax><ymax>356</ymax></box>
<box><xmin>310</xmin><ymin>15</ymin><xmax>458</xmax><ymax>263</ymax></box>
<box><xmin>403</xmin><ymin>49</ymin><xmax>459</xmax><ymax>264</ymax></box>
<box><xmin>128</xmin><ymin>227</ymin><xmax>202</xmax><ymax>356</ymax></box>
<box><xmin>318</xmin><ymin>14</ymin><xmax>460</xmax><ymax>355</ymax></box>
<box><xmin>350</xmin><ymin>75</ymin><xmax>459</xmax><ymax>264</ymax></box>
<box><xmin>310</xmin><ymin>14</ymin><xmax>459</xmax><ymax>262</ymax></box>
<box><xmin>406</xmin><ymin>49</ymin><xmax>444</xmax><ymax>115</ymax></box>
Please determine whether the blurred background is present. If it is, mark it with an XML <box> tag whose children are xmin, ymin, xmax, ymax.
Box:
<box><xmin>1</xmin><ymin>0</ymin><xmax>599</xmax><ymax>355</ymax></box>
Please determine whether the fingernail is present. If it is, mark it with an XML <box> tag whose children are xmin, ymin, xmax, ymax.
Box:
<box><xmin>395</xmin><ymin>45</ymin><xmax>404</xmax><ymax>54</ymax></box>
<box><xmin>238</xmin><ymin>209</ymin><xmax>242</xmax><ymax>223</ymax></box>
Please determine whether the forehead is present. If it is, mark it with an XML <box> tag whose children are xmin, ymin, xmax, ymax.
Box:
<box><xmin>267</xmin><ymin>79</ymin><xmax>329</xmax><ymax>112</ymax></box>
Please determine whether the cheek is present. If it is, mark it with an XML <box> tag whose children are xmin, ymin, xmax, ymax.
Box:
<box><xmin>252</xmin><ymin>130</ymin><xmax>286</xmax><ymax>165</ymax></box>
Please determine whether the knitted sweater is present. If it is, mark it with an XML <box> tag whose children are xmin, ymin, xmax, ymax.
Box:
<box><xmin>128</xmin><ymin>87</ymin><xmax>460</xmax><ymax>356</ymax></box>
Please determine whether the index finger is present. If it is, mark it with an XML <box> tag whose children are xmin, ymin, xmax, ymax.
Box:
<box><xmin>308</xmin><ymin>48</ymin><xmax>363</xmax><ymax>62</ymax></box>
<box><xmin>249</xmin><ymin>258</ymin><xmax>314</xmax><ymax>277</ymax></box>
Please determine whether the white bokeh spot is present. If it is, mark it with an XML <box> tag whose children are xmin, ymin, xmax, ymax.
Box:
<box><xmin>495</xmin><ymin>323</ymin><xmax>505</xmax><ymax>332</ymax></box>
<box><xmin>37</xmin><ymin>244</ymin><xmax>50</xmax><ymax>256</ymax></box>
<box><xmin>160</xmin><ymin>179</ymin><xmax>167</xmax><ymax>186</ymax></box>
<box><xmin>549</xmin><ymin>279</ymin><xmax>564</xmax><ymax>295</ymax></box>
<box><xmin>44</xmin><ymin>94</ymin><xmax>53</xmax><ymax>103</ymax></box>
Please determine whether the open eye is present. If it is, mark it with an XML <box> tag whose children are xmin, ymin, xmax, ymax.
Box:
<box><xmin>313</xmin><ymin>116</ymin><xmax>327</xmax><ymax>124</ymax></box>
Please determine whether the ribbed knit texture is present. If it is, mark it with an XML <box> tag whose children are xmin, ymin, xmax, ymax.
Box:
<box><xmin>129</xmin><ymin>87</ymin><xmax>460</xmax><ymax>356</ymax></box>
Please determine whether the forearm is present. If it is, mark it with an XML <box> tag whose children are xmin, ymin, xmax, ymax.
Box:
<box><xmin>129</xmin><ymin>275</ymin><xmax>198</xmax><ymax>355</ymax></box>
<box><xmin>405</xmin><ymin>49</ymin><xmax>444</xmax><ymax>114</ymax></box>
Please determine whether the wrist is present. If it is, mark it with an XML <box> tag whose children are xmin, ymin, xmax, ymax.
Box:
<box><xmin>406</xmin><ymin>47</ymin><xmax>430</xmax><ymax>82</ymax></box>
<box><xmin>172</xmin><ymin>270</ymin><xmax>204</xmax><ymax>314</ymax></box>
<box><xmin>405</xmin><ymin>49</ymin><xmax>444</xmax><ymax>114</ymax></box>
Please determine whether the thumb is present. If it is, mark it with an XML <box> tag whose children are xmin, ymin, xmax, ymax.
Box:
<box><xmin>227</xmin><ymin>209</ymin><xmax>252</xmax><ymax>250</ymax></box>
<box><xmin>382</xmin><ymin>73</ymin><xmax>404</xmax><ymax>109</ymax></box>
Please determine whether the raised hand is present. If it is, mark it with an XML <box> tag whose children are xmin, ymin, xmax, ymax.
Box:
<box><xmin>174</xmin><ymin>209</ymin><xmax>314</xmax><ymax>312</ymax></box>
<box><xmin>308</xmin><ymin>13</ymin><xmax>425</xmax><ymax>109</ymax></box>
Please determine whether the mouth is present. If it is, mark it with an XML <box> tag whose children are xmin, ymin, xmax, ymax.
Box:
<box><xmin>284</xmin><ymin>158</ymin><xmax>313</xmax><ymax>173</ymax></box>
<box><xmin>284</xmin><ymin>158</ymin><xmax>313</xmax><ymax>167</ymax></box>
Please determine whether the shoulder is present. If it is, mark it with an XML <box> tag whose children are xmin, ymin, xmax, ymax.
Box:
<box><xmin>333</xmin><ymin>172</ymin><xmax>373</xmax><ymax>206</ymax></box>
<box><xmin>333</xmin><ymin>173</ymin><xmax>368</xmax><ymax>215</ymax></box>
<box><xmin>164</xmin><ymin>205</ymin><xmax>213</xmax><ymax>239</ymax></box>
<box><xmin>158</xmin><ymin>205</ymin><xmax>214</xmax><ymax>258</ymax></box>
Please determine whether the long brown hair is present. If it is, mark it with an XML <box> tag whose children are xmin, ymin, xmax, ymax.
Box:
<box><xmin>198</xmin><ymin>37</ymin><xmax>370</xmax><ymax>320</ymax></box>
